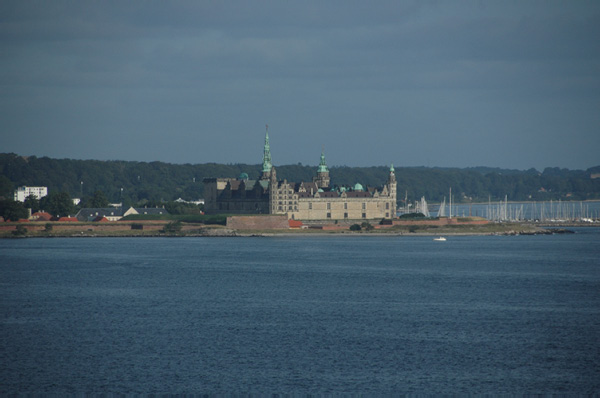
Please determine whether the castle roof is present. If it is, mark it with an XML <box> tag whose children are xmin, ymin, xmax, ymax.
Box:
<box><xmin>345</xmin><ymin>191</ymin><xmax>372</xmax><ymax>198</ymax></box>
<box><xmin>317</xmin><ymin>191</ymin><xmax>339</xmax><ymax>198</ymax></box>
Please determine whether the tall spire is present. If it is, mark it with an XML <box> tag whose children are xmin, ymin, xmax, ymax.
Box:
<box><xmin>262</xmin><ymin>124</ymin><xmax>272</xmax><ymax>174</ymax></box>
<box><xmin>317</xmin><ymin>146</ymin><xmax>329</xmax><ymax>173</ymax></box>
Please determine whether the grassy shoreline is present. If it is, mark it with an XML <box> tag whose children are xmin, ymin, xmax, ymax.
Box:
<box><xmin>0</xmin><ymin>220</ymin><xmax>582</xmax><ymax>238</ymax></box>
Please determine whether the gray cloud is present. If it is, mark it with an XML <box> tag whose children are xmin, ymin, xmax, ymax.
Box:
<box><xmin>1</xmin><ymin>0</ymin><xmax>599</xmax><ymax>170</ymax></box>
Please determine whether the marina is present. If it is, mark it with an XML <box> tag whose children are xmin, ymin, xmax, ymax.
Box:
<box><xmin>403</xmin><ymin>199</ymin><xmax>600</xmax><ymax>223</ymax></box>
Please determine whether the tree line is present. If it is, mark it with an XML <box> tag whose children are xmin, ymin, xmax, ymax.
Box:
<box><xmin>1</xmin><ymin>153</ymin><xmax>599</xmax><ymax>210</ymax></box>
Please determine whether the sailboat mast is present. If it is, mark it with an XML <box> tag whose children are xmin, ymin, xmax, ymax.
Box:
<box><xmin>449</xmin><ymin>187</ymin><xmax>452</xmax><ymax>219</ymax></box>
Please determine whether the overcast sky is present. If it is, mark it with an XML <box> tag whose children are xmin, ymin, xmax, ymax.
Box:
<box><xmin>2</xmin><ymin>1</ymin><xmax>599</xmax><ymax>171</ymax></box>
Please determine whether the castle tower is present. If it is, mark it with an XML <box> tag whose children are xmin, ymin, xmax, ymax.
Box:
<box><xmin>269</xmin><ymin>166</ymin><xmax>278</xmax><ymax>214</ymax></box>
<box><xmin>388</xmin><ymin>163</ymin><xmax>397</xmax><ymax>217</ymax></box>
<box><xmin>260</xmin><ymin>124</ymin><xmax>273</xmax><ymax>180</ymax></box>
<box><xmin>314</xmin><ymin>148</ymin><xmax>330</xmax><ymax>189</ymax></box>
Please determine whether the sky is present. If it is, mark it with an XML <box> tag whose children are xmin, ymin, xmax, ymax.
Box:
<box><xmin>1</xmin><ymin>1</ymin><xmax>599</xmax><ymax>171</ymax></box>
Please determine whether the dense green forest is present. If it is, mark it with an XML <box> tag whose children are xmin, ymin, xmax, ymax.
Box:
<box><xmin>1</xmin><ymin>153</ymin><xmax>599</xmax><ymax>205</ymax></box>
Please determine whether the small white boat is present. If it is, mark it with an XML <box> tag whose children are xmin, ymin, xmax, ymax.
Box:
<box><xmin>433</xmin><ymin>236</ymin><xmax>447</xmax><ymax>241</ymax></box>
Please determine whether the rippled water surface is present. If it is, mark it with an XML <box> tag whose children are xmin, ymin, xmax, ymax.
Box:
<box><xmin>2</xmin><ymin>230</ymin><xmax>600</xmax><ymax>394</ymax></box>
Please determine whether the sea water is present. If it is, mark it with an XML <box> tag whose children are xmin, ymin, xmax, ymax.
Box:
<box><xmin>1</xmin><ymin>229</ymin><xmax>600</xmax><ymax>394</ymax></box>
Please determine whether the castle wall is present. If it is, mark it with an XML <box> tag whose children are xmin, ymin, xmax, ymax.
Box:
<box><xmin>226</xmin><ymin>215</ymin><xmax>289</xmax><ymax>230</ymax></box>
<box><xmin>204</xmin><ymin>178</ymin><xmax>269</xmax><ymax>214</ymax></box>
<box><xmin>203</xmin><ymin>178</ymin><xmax>230</xmax><ymax>213</ymax></box>
<box><xmin>391</xmin><ymin>218</ymin><xmax>489</xmax><ymax>226</ymax></box>
<box><xmin>292</xmin><ymin>196</ymin><xmax>395</xmax><ymax>220</ymax></box>
<box><xmin>213</xmin><ymin>199</ymin><xmax>269</xmax><ymax>214</ymax></box>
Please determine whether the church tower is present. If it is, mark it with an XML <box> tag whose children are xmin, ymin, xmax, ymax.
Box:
<box><xmin>314</xmin><ymin>148</ymin><xmax>330</xmax><ymax>189</ymax></box>
<box><xmin>260</xmin><ymin>125</ymin><xmax>273</xmax><ymax>180</ymax></box>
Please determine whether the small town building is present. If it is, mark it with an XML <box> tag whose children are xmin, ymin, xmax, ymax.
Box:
<box><xmin>14</xmin><ymin>186</ymin><xmax>48</xmax><ymax>202</ymax></box>
<box><xmin>123</xmin><ymin>207</ymin><xmax>169</xmax><ymax>218</ymax></box>
<box><xmin>75</xmin><ymin>207</ymin><xmax>169</xmax><ymax>222</ymax></box>
<box><xmin>30</xmin><ymin>211</ymin><xmax>53</xmax><ymax>221</ymax></box>
<box><xmin>55</xmin><ymin>217</ymin><xmax>78</xmax><ymax>222</ymax></box>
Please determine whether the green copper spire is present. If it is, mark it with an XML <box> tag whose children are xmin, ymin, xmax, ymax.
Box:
<box><xmin>262</xmin><ymin>124</ymin><xmax>272</xmax><ymax>173</ymax></box>
<box><xmin>317</xmin><ymin>147</ymin><xmax>329</xmax><ymax>173</ymax></box>
<box><xmin>390</xmin><ymin>163</ymin><xmax>395</xmax><ymax>173</ymax></box>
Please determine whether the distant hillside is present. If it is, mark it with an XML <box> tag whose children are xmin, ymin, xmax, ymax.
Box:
<box><xmin>1</xmin><ymin>153</ymin><xmax>599</xmax><ymax>204</ymax></box>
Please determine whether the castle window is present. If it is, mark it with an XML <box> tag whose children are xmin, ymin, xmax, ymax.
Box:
<box><xmin>309</xmin><ymin>202</ymin><xmax>312</xmax><ymax>210</ymax></box>
<box><xmin>344</xmin><ymin>203</ymin><xmax>347</xmax><ymax>210</ymax></box>
<box><xmin>386</xmin><ymin>212</ymin><xmax>389</xmax><ymax>218</ymax></box>
<box><xmin>362</xmin><ymin>203</ymin><xmax>366</xmax><ymax>210</ymax></box>
<box><xmin>327</xmin><ymin>213</ymin><xmax>331</xmax><ymax>218</ymax></box>
<box><xmin>344</xmin><ymin>212</ymin><xmax>348</xmax><ymax>219</ymax></box>
<box><xmin>386</xmin><ymin>203</ymin><xmax>390</xmax><ymax>209</ymax></box>
<box><xmin>278</xmin><ymin>206</ymin><xmax>282</xmax><ymax>211</ymax></box>
<box><xmin>362</xmin><ymin>213</ymin><xmax>366</xmax><ymax>218</ymax></box>
<box><xmin>289</xmin><ymin>206</ymin><xmax>293</xmax><ymax>210</ymax></box>
<box><xmin>327</xmin><ymin>203</ymin><xmax>331</xmax><ymax>210</ymax></box>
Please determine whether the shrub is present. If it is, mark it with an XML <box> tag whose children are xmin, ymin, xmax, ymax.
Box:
<box><xmin>399</xmin><ymin>212</ymin><xmax>426</xmax><ymax>220</ymax></box>
<box><xmin>361</xmin><ymin>222</ymin><xmax>374</xmax><ymax>231</ymax></box>
<box><xmin>44</xmin><ymin>223</ymin><xmax>53</xmax><ymax>232</ymax></box>
<box><xmin>349</xmin><ymin>224</ymin><xmax>362</xmax><ymax>231</ymax></box>
<box><xmin>12</xmin><ymin>224</ymin><xmax>28</xmax><ymax>236</ymax></box>
<box><xmin>161</xmin><ymin>221</ymin><xmax>182</xmax><ymax>233</ymax></box>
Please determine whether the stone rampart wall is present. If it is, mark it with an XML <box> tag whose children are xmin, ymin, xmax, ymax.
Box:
<box><xmin>392</xmin><ymin>218</ymin><xmax>489</xmax><ymax>226</ymax></box>
<box><xmin>0</xmin><ymin>221</ymin><xmax>170</xmax><ymax>233</ymax></box>
<box><xmin>226</xmin><ymin>215</ymin><xmax>289</xmax><ymax>230</ymax></box>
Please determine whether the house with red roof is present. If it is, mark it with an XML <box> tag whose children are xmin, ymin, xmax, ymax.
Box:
<box><xmin>55</xmin><ymin>216</ymin><xmax>78</xmax><ymax>222</ymax></box>
<box><xmin>30</xmin><ymin>211</ymin><xmax>53</xmax><ymax>221</ymax></box>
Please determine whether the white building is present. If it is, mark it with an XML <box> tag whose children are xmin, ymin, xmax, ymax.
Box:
<box><xmin>14</xmin><ymin>186</ymin><xmax>48</xmax><ymax>202</ymax></box>
<box><xmin>175</xmin><ymin>197</ymin><xmax>205</xmax><ymax>205</ymax></box>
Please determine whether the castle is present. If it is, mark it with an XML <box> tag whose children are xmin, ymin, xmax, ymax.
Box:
<box><xmin>203</xmin><ymin>127</ymin><xmax>397</xmax><ymax>221</ymax></box>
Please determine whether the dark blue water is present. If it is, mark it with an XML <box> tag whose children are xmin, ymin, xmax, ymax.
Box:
<box><xmin>2</xmin><ymin>229</ymin><xmax>600</xmax><ymax>394</ymax></box>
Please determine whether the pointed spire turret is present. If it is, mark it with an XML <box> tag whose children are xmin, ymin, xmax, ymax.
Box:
<box><xmin>317</xmin><ymin>147</ymin><xmax>329</xmax><ymax>173</ymax></box>
<box><xmin>261</xmin><ymin>124</ymin><xmax>273</xmax><ymax>179</ymax></box>
<box><xmin>262</xmin><ymin>124</ymin><xmax>272</xmax><ymax>172</ymax></box>
<box><xmin>389</xmin><ymin>163</ymin><xmax>396</xmax><ymax>183</ymax></box>
<box><xmin>313</xmin><ymin>146</ymin><xmax>330</xmax><ymax>189</ymax></box>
